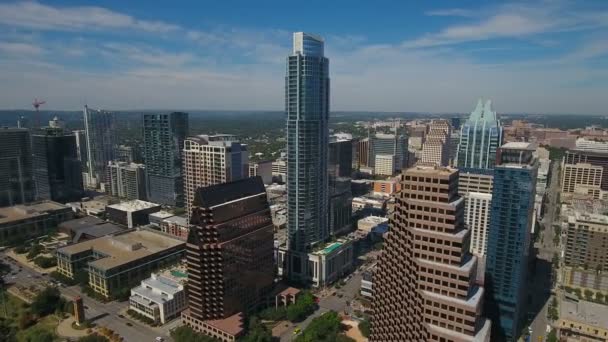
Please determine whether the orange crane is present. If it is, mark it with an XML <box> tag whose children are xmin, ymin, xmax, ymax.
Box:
<box><xmin>32</xmin><ymin>98</ymin><xmax>46</xmax><ymax>128</ymax></box>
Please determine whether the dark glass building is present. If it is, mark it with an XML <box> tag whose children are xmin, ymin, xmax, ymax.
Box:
<box><xmin>0</xmin><ymin>128</ymin><xmax>35</xmax><ymax>206</ymax></box>
<box><xmin>143</xmin><ymin>112</ymin><xmax>188</xmax><ymax>207</ymax></box>
<box><xmin>329</xmin><ymin>137</ymin><xmax>353</xmax><ymax>235</ymax></box>
<box><xmin>83</xmin><ymin>106</ymin><xmax>116</xmax><ymax>188</ymax></box>
<box><xmin>486</xmin><ymin>142</ymin><xmax>538</xmax><ymax>341</ymax></box>
<box><xmin>183</xmin><ymin>177</ymin><xmax>274</xmax><ymax>339</ymax></box>
<box><xmin>32</xmin><ymin>127</ymin><xmax>83</xmax><ymax>203</ymax></box>
<box><xmin>286</xmin><ymin>32</ymin><xmax>330</xmax><ymax>281</ymax></box>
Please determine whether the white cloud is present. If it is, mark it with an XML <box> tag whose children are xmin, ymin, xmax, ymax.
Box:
<box><xmin>425</xmin><ymin>9</ymin><xmax>476</xmax><ymax>17</ymax></box>
<box><xmin>0</xmin><ymin>1</ymin><xmax>179</xmax><ymax>33</ymax></box>
<box><xmin>0</xmin><ymin>42</ymin><xmax>43</xmax><ymax>55</ymax></box>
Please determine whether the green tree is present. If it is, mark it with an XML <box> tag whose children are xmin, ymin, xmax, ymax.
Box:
<box><xmin>33</xmin><ymin>256</ymin><xmax>57</xmax><ymax>269</ymax></box>
<box><xmin>77</xmin><ymin>335</ymin><xmax>109</xmax><ymax>342</ymax></box>
<box><xmin>31</xmin><ymin>286</ymin><xmax>64</xmax><ymax>317</ymax></box>
<box><xmin>595</xmin><ymin>292</ymin><xmax>605</xmax><ymax>303</ymax></box>
<box><xmin>171</xmin><ymin>326</ymin><xmax>219</xmax><ymax>342</ymax></box>
<box><xmin>358</xmin><ymin>318</ymin><xmax>370</xmax><ymax>338</ymax></box>
<box><xmin>258</xmin><ymin>306</ymin><xmax>286</xmax><ymax>321</ymax></box>
<box><xmin>0</xmin><ymin>317</ymin><xmax>16</xmax><ymax>342</ymax></box>
<box><xmin>18</xmin><ymin>312</ymin><xmax>36</xmax><ymax>330</ymax></box>
<box><xmin>584</xmin><ymin>289</ymin><xmax>595</xmax><ymax>301</ymax></box>
<box><xmin>547</xmin><ymin>328</ymin><xmax>558</xmax><ymax>342</ymax></box>
<box><xmin>295</xmin><ymin>311</ymin><xmax>349</xmax><ymax>342</ymax></box>
<box><xmin>24</xmin><ymin>328</ymin><xmax>55</xmax><ymax>342</ymax></box>
<box><xmin>287</xmin><ymin>292</ymin><xmax>316</xmax><ymax>322</ymax></box>
<box><xmin>552</xmin><ymin>253</ymin><xmax>560</xmax><ymax>269</ymax></box>
<box><xmin>240</xmin><ymin>317</ymin><xmax>273</xmax><ymax>342</ymax></box>
<box><xmin>27</xmin><ymin>244</ymin><xmax>43</xmax><ymax>260</ymax></box>
<box><xmin>573</xmin><ymin>288</ymin><xmax>582</xmax><ymax>298</ymax></box>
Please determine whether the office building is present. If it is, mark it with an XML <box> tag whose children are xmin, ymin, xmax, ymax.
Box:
<box><xmin>561</xmin><ymin>163</ymin><xmax>604</xmax><ymax>199</ymax></box>
<box><xmin>564</xmin><ymin>149</ymin><xmax>608</xmax><ymax>191</ymax></box>
<box><xmin>83</xmin><ymin>106</ymin><xmax>116</xmax><ymax>188</ymax></box>
<box><xmin>143</xmin><ymin>112</ymin><xmax>189</xmax><ymax>207</ymax></box>
<box><xmin>556</xmin><ymin>298</ymin><xmax>608</xmax><ymax>342</ymax></box>
<box><xmin>458</xmin><ymin>170</ymin><xmax>494</xmax><ymax>257</ymax></box>
<box><xmin>271</xmin><ymin>159</ymin><xmax>287</xmax><ymax>183</ymax></box>
<box><xmin>73</xmin><ymin>130</ymin><xmax>88</xmax><ymax>169</ymax></box>
<box><xmin>115</xmin><ymin>145</ymin><xmax>141</xmax><ymax>164</ymax></box>
<box><xmin>160</xmin><ymin>215</ymin><xmax>189</xmax><ymax>240</ymax></box>
<box><xmin>249</xmin><ymin>160</ymin><xmax>273</xmax><ymax>184</ymax></box>
<box><xmin>0</xmin><ymin>201</ymin><xmax>73</xmax><ymax>245</ymax></box>
<box><xmin>107</xmin><ymin>161</ymin><xmax>147</xmax><ymax>200</ymax></box>
<box><xmin>58</xmin><ymin>216</ymin><xmax>124</xmax><ymax>243</ymax></box>
<box><xmin>285</xmin><ymin>32</ymin><xmax>330</xmax><ymax>281</ymax></box>
<box><xmin>486</xmin><ymin>142</ymin><xmax>538</xmax><ymax>340</ymax></box>
<box><xmin>371</xmin><ymin>166</ymin><xmax>491</xmax><ymax>341</ymax></box>
<box><xmin>56</xmin><ymin>229</ymin><xmax>185</xmax><ymax>299</ymax></box>
<box><xmin>129</xmin><ymin>273</ymin><xmax>187</xmax><ymax>324</ymax></box>
<box><xmin>106</xmin><ymin>200</ymin><xmax>162</xmax><ymax>228</ymax></box>
<box><xmin>457</xmin><ymin>99</ymin><xmax>503</xmax><ymax>169</ymax></box>
<box><xmin>357</xmin><ymin>137</ymin><xmax>370</xmax><ymax>167</ymax></box>
<box><xmin>0</xmin><ymin>127</ymin><xmax>35</xmax><ymax>206</ymax></box>
<box><xmin>329</xmin><ymin>137</ymin><xmax>353</xmax><ymax>235</ymax></box>
<box><xmin>575</xmin><ymin>138</ymin><xmax>608</xmax><ymax>153</ymax></box>
<box><xmin>369</xmin><ymin>133</ymin><xmax>408</xmax><ymax>171</ymax></box>
<box><xmin>374</xmin><ymin>154</ymin><xmax>395</xmax><ymax>176</ymax></box>
<box><xmin>32</xmin><ymin>126</ymin><xmax>83</xmax><ymax>203</ymax></box>
<box><xmin>182</xmin><ymin>177</ymin><xmax>274</xmax><ymax>341</ymax></box>
<box><xmin>372</xmin><ymin>178</ymin><xmax>401</xmax><ymax>197</ymax></box>
<box><xmin>183</xmin><ymin>134</ymin><xmax>248</xmax><ymax>217</ymax></box>
<box><xmin>360</xmin><ymin>268</ymin><xmax>374</xmax><ymax>298</ymax></box>
<box><xmin>420</xmin><ymin>120</ymin><xmax>451</xmax><ymax>166</ymax></box>
<box><xmin>564</xmin><ymin>212</ymin><xmax>608</xmax><ymax>271</ymax></box>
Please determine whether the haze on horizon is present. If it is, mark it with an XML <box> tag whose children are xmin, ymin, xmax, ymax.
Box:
<box><xmin>0</xmin><ymin>1</ymin><xmax>607</xmax><ymax>115</ymax></box>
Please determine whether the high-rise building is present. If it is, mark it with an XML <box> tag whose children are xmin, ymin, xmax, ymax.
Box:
<box><xmin>285</xmin><ymin>32</ymin><xmax>330</xmax><ymax>280</ymax></box>
<box><xmin>564</xmin><ymin>211</ymin><xmax>608</xmax><ymax>271</ymax></box>
<box><xmin>73</xmin><ymin>130</ymin><xmax>88</xmax><ymax>169</ymax></box>
<box><xmin>143</xmin><ymin>112</ymin><xmax>188</xmax><ymax>207</ymax></box>
<box><xmin>457</xmin><ymin>99</ymin><xmax>503</xmax><ymax>170</ymax></box>
<box><xmin>182</xmin><ymin>177</ymin><xmax>274</xmax><ymax>341</ymax></box>
<box><xmin>486</xmin><ymin>142</ymin><xmax>538</xmax><ymax>340</ymax></box>
<box><xmin>107</xmin><ymin>161</ymin><xmax>147</xmax><ymax>200</ymax></box>
<box><xmin>561</xmin><ymin>163</ymin><xmax>603</xmax><ymax>198</ymax></box>
<box><xmin>115</xmin><ymin>145</ymin><xmax>141</xmax><ymax>164</ymax></box>
<box><xmin>374</xmin><ymin>154</ymin><xmax>395</xmax><ymax>176</ymax></box>
<box><xmin>371</xmin><ymin>166</ymin><xmax>491</xmax><ymax>341</ymax></box>
<box><xmin>357</xmin><ymin>137</ymin><xmax>370</xmax><ymax>167</ymax></box>
<box><xmin>564</xmin><ymin>149</ymin><xmax>608</xmax><ymax>191</ymax></box>
<box><xmin>421</xmin><ymin>120</ymin><xmax>451</xmax><ymax>166</ymax></box>
<box><xmin>369</xmin><ymin>133</ymin><xmax>408</xmax><ymax>171</ymax></box>
<box><xmin>329</xmin><ymin>137</ymin><xmax>353</xmax><ymax>235</ymax></box>
<box><xmin>32</xmin><ymin>125</ymin><xmax>83</xmax><ymax>203</ymax></box>
<box><xmin>83</xmin><ymin>106</ymin><xmax>116</xmax><ymax>189</ymax></box>
<box><xmin>183</xmin><ymin>134</ymin><xmax>248</xmax><ymax>218</ymax></box>
<box><xmin>249</xmin><ymin>160</ymin><xmax>273</xmax><ymax>185</ymax></box>
<box><xmin>458</xmin><ymin>171</ymin><xmax>494</xmax><ymax>257</ymax></box>
<box><xmin>0</xmin><ymin>128</ymin><xmax>35</xmax><ymax>206</ymax></box>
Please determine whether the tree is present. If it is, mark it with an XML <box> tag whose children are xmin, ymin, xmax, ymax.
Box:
<box><xmin>171</xmin><ymin>326</ymin><xmax>219</xmax><ymax>342</ymax></box>
<box><xmin>358</xmin><ymin>318</ymin><xmax>370</xmax><ymax>338</ymax></box>
<box><xmin>33</xmin><ymin>256</ymin><xmax>57</xmax><ymax>269</ymax></box>
<box><xmin>573</xmin><ymin>288</ymin><xmax>582</xmax><ymax>298</ymax></box>
<box><xmin>547</xmin><ymin>328</ymin><xmax>558</xmax><ymax>342</ymax></box>
<box><xmin>27</xmin><ymin>244</ymin><xmax>43</xmax><ymax>260</ymax></box>
<box><xmin>18</xmin><ymin>312</ymin><xmax>36</xmax><ymax>330</ymax></box>
<box><xmin>595</xmin><ymin>292</ymin><xmax>605</xmax><ymax>303</ymax></box>
<box><xmin>240</xmin><ymin>317</ymin><xmax>273</xmax><ymax>342</ymax></box>
<box><xmin>78</xmin><ymin>335</ymin><xmax>109</xmax><ymax>342</ymax></box>
<box><xmin>0</xmin><ymin>318</ymin><xmax>16</xmax><ymax>342</ymax></box>
<box><xmin>24</xmin><ymin>328</ymin><xmax>55</xmax><ymax>342</ymax></box>
<box><xmin>31</xmin><ymin>286</ymin><xmax>64</xmax><ymax>317</ymax></box>
<box><xmin>552</xmin><ymin>253</ymin><xmax>559</xmax><ymax>269</ymax></box>
<box><xmin>295</xmin><ymin>311</ymin><xmax>348</xmax><ymax>342</ymax></box>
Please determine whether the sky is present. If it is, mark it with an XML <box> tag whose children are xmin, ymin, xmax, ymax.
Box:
<box><xmin>0</xmin><ymin>0</ymin><xmax>607</xmax><ymax>114</ymax></box>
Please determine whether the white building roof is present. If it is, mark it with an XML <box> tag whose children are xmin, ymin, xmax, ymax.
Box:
<box><xmin>107</xmin><ymin>200</ymin><xmax>160</xmax><ymax>212</ymax></box>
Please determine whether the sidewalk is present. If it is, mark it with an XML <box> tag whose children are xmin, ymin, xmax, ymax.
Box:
<box><xmin>56</xmin><ymin>317</ymin><xmax>91</xmax><ymax>339</ymax></box>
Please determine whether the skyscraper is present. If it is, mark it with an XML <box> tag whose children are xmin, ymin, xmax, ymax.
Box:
<box><xmin>371</xmin><ymin>166</ymin><xmax>491</xmax><ymax>341</ymax></box>
<box><xmin>457</xmin><ymin>99</ymin><xmax>503</xmax><ymax>170</ymax></box>
<box><xmin>0</xmin><ymin>128</ymin><xmax>35</xmax><ymax>206</ymax></box>
<box><xmin>329</xmin><ymin>137</ymin><xmax>353</xmax><ymax>235</ymax></box>
<box><xmin>182</xmin><ymin>134</ymin><xmax>248</xmax><ymax>218</ymax></box>
<box><xmin>421</xmin><ymin>120</ymin><xmax>451</xmax><ymax>166</ymax></box>
<box><xmin>369</xmin><ymin>133</ymin><xmax>408</xmax><ymax>172</ymax></box>
<box><xmin>485</xmin><ymin>142</ymin><xmax>538</xmax><ymax>340</ymax></box>
<box><xmin>285</xmin><ymin>32</ymin><xmax>330</xmax><ymax>280</ymax></box>
<box><xmin>107</xmin><ymin>161</ymin><xmax>147</xmax><ymax>200</ymax></box>
<box><xmin>32</xmin><ymin>123</ymin><xmax>83</xmax><ymax>203</ymax></box>
<box><xmin>83</xmin><ymin>106</ymin><xmax>116</xmax><ymax>189</ymax></box>
<box><xmin>182</xmin><ymin>177</ymin><xmax>274</xmax><ymax>341</ymax></box>
<box><xmin>143</xmin><ymin>112</ymin><xmax>188</xmax><ymax>207</ymax></box>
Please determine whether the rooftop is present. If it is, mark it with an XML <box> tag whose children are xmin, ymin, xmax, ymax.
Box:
<box><xmin>0</xmin><ymin>201</ymin><xmax>68</xmax><ymax>224</ymax></box>
<box><xmin>501</xmin><ymin>141</ymin><xmax>537</xmax><ymax>150</ymax></box>
<box><xmin>561</xmin><ymin>298</ymin><xmax>608</xmax><ymax>329</ymax></box>
<box><xmin>163</xmin><ymin>215</ymin><xmax>188</xmax><ymax>226</ymax></box>
<box><xmin>58</xmin><ymin>229</ymin><xmax>184</xmax><ymax>270</ymax></box>
<box><xmin>132</xmin><ymin>273</ymin><xmax>184</xmax><ymax>303</ymax></box>
<box><xmin>107</xmin><ymin>200</ymin><xmax>160</xmax><ymax>212</ymax></box>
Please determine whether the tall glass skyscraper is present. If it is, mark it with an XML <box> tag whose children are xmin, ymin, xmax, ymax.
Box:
<box><xmin>83</xmin><ymin>106</ymin><xmax>116</xmax><ymax>188</ymax></box>
<box><xmin>0</xmin><ymin>128</ymin><xmax>35</xmax><ymax>206</ymax></box>
<box><xmin>486</xmin><ymin>142</ymin><xmax>538</xmax><ymax>341</ymax></box>
<box><xmin>286</xmin><ymin>32</ymin><xmax>330</xmax><ymax>280</ymax></box>
<box><xmin>143</xmin><ymin>112</ymin><xmax>189</xmax><ymax>207</ymax></box>
<box><xmin>457</xmin><ymin>99</ymin><xmax>503</xmax><ymax>170</ymax></box>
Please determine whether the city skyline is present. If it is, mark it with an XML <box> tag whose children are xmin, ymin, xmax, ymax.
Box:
<box><xmin>0</xmin><ymin>1</ymin><xmax>607</xmax><ymax>114</ymax></box>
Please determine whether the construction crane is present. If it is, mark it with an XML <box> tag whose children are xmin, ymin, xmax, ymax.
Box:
<box><xmin>32</xmin><ymin>98</ymin><xmax>46</xmax><ymax>128</ymax></box>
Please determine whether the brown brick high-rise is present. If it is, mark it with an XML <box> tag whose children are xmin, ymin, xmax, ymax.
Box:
<box><xmin>182</xmin><ymin>176</ymin><xmax>274</xmax><ymax>341</ymax></box>
<box><xmin>371</xmin><ymin>166</ymin><xmax>491</xmax><ymax>342</ymax></box>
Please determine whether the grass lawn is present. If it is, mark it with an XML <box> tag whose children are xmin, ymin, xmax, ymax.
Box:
<box><xmin>1</xmin><ymin>293</ymin><xmax>61</xmax><ymax>341</ymax></box>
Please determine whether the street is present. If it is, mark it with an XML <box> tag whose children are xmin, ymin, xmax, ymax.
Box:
<box><xmin>527</xmin><ymin>160</ymin><xmax>561</xmax><ymax>342</ymax></box>
<box><xmin>1</xmin><ymin>253</ymin><xmax>173</xmax><ymax>342</ymax></box>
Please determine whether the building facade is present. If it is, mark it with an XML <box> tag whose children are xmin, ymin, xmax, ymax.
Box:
<box><xmin>182</xmin><ymin>177</ymin><xmax>274</xmax><ymax>341</ymax></box>
<box><xmin>561</xmin><ymin>163</ymin><xmax>604</xmax><ymax>198</ymax></box>
<box><xmin>374</xmin><ymin>154</ymin><xmax>395</xmax><ymax>176</ymax></box>
<box><xmin>285</xmin><ymin>32</ymin><xmax>330</xmax><ymax>281</ymax></box>
<box><xmin>485</xmin><ymin>142</ymin><xmax>538</xmax><ymax>340</ymax></box>
<box><xmin>0</xmin><ymin>128</ymin><xmax>35</xmax><ymax>206</ymax></box>
<box><xmin>457</xmin><ymin>99</ymin><xmax>503</xmax><ymax>169</ymax></box>
<box><xmin>107</xmin><ymin>161</ymin><xmax>147</xmax><ymax>200</ymax></box>
<box><xmin>143</xmin><ymin>112</ymin><xmax>189</xmax><ymax>207</ymax></box>
<box><xmin>248</xmin><ymin>160</ymin><xmax>273</xmax><ymax>184</ymax></box>
<box><xmin>420</xmin><ymin>120</ymin><xmax>451</xmax><ymax>167</ymax></box>
<box><xmin>0</xmin><ymin>201</ymin><xmax>73</xmax><ymax>245</ymax></box>
<box><xmin>564</xmin><ymin>149</ymin><xmax>608</xmax><ymax>191</ymax></box>
<box><xmin>329</xmin><ymin>138</ymin><xmax>353</xmax><ymax>235</ymax></box>
<box><xmin>129</xmin><ymin>273</ymin><xmax>187</xmax><ymax>324</ymax></box>
<box><xmin>371</xmin><ymin>166</ymin><xmax>491</xmax><ymax>341</ymax></box>
<box><xmin>369</xmin><ymin>133</ymin><xmax>408</xmax><ymax>170</ymax></box>
<box><xmin>83</xmin><ymin>106</ymin><xmax>116</xmax><ymax>188</ymax></box>
<box><xmin>183</xmin><ymin>134</ymin><xmax>248</xmax><ymax>217</ymax></box>
<box><xmin>564</xmin><ymin>212</ymin><xmax>608</xmax><ymax>272</ymax></box>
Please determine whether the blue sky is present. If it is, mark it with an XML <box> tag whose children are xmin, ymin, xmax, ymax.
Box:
<box><xmin>0</xmin><ymin>1</ymin><xmax>607</xmax><ymax>114</ymax></box>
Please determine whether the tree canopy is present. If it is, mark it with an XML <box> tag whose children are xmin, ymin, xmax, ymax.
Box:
<box><xmin>171</xmin><ymin>326</ymin><xmax>219</xmax><ymax>342</ymax></box>
<box><xmin>295</xmin><ymin>311</ymin><xmax>354</xmax><ymax>342</ymax></box>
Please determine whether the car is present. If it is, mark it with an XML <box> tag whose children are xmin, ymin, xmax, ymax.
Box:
<box><xmin>125</xmin><ymin>322</ymin><xmax>133</xmax><ymax>327</ymax></box>
<box><xmin>293</xmin><ymin>328</ymin><xmax>301</xmax><ymax>335</ymax></box>
<box><xmin>118</xmin><ymin>314</ymin><xmax>125</xmax><ymax>318</ymax></box>
<box><xmin>155</xmin><ymin>337</ymin><xmax>164</xmax><ymax>342</ymax></box>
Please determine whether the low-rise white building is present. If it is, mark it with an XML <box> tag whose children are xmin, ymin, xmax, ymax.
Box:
<box><xmin>129</xmin><ymin>273</ymin><xmax>187</xmax><ymax>324</ymax></box>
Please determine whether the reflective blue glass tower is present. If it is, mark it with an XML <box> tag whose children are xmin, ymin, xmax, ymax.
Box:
<box><xmin>457</xmin><ymin>99</ymin><xmax>503</xmax><ymax>170</ymax></box>
<box><xmin>485</xmin><ymin>142</ymin><xmax>538</xmax><ymax>341</ymax></box>
<box><xmin>285</xmin><ymin>32</ymin><xmax>330</xmax><ymax>280</ymax></box>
